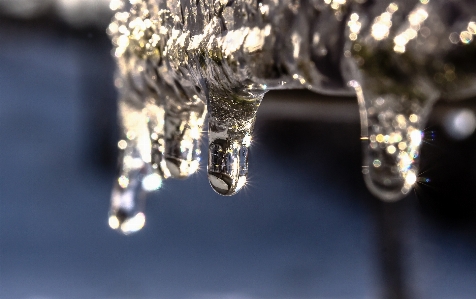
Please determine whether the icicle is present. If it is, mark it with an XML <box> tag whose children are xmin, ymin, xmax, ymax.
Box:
<box><xmin>163</xmin><ymin>98</ymin><xmax>206</xmax><ymax>178</ymax></box>
<box><xmin>350</xmin><ymin>80</ymin><xmax>438</xmax><ymax>201</ymax></box>
<box><xmin>108</xmin><ymin>100</ymin><xmax>162</xmax><ymax>234</ymax></box>
<box><xmin>207</xmin><ymin>89</ymin><xmax>264</xmax><ymax>195</ymax></box>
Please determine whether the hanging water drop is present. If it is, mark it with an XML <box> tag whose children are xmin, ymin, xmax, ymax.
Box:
<box><xmin>207</xmin><ymin>90</ymin><xmax>264</xmax><ymax>195</ymax></box>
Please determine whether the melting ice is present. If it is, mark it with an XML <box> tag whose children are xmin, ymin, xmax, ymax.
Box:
<box><xmin>107</xmin><ymin>0</ymin><xmax>476</xmax><ymax>232</ymax></box>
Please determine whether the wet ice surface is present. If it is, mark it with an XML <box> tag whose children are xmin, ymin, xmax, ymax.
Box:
<box><xmin>108</xmin><ymin>0</ymin><xmax>476</xmax><ymax>202</ymax></box>
<box><xmin>1</xmin><ymin>21</ymin><xmax>476</xmax><ymax>299</ymax></box>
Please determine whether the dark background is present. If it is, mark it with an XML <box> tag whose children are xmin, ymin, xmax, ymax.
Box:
<box><xmin>1</xmin><ymin>6</ymin><xmax>476</xmax><ymax>299</ymax></box>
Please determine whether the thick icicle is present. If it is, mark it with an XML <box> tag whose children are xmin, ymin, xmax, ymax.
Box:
<box><xmin>346</xmin><ymin>1</ymin><xmax>440</xmax><ymax>201</ymax></box>
<box><xmin>345</xmin><ymin>0</ymin><xmax>476</xmax><ymax>200</ymax></box>
<box><xmin>351</xmin><ymin>80</ymin><xmax>438</xmax><ymax>201</ymax></box>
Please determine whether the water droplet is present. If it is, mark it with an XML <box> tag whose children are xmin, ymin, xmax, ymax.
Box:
<box><xmin>207</xmin><ymin>91</ymin><xmax>263</xmax><ymax>195</ymax></box>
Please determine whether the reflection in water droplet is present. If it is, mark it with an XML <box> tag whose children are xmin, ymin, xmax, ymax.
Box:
<box><xmin>208</xmin><ymin>139</ymin><xmax>250</xmax><ymax>195</ymax></box>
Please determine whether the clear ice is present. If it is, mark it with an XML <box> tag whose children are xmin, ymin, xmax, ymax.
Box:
<box><xmin>346</xmin><ymin>0</ymin><xmax>476</xmax><ymax>200</ymax></box>
<box><xmin>109</xmin><ymin>101</ymin><xmax>159</xmax><ymax>235</ymax></box>
<box><xmin>207</xmin><ymin>89</ymin><xmax>264</xmax><ymax>195</ymax></box>
<box><xmin>107</xmin><ymin>0</ymin><xmax>476</xmax><ymax>231</ymax></box>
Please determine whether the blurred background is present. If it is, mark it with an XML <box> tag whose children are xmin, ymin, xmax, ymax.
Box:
<box><xmin>1</xmin><ymin>1</ymin><xmax>476</xmax><ymax>298</ymax></box>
